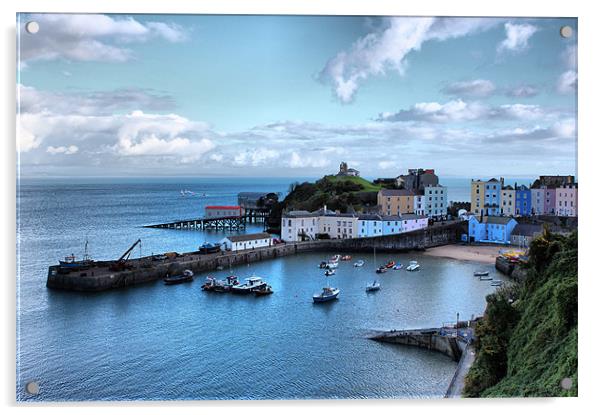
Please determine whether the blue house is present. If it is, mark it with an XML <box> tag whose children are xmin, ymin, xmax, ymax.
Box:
<box><xmin>357</xmin><ymin>214</ymin><xmax>383</xmax><ymax>237</ymax></box>
<box><xmin>468</xmin><ymin>215</ymin><xmax>518</xmax><ymax>244</ymax></box>
<box><xmin>515</xmin><ymin>185</ymin><xmax>532</xmax><ymax>216</ymax></box>
<box><xmin>484</xmin><ymin>178</ymin><xmax>501</xmax><ymax>216</ymax></box>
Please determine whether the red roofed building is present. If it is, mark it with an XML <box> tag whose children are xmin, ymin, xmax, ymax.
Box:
<box><xmin>205</xmin><ymin>205</ymin><xmax>244</xmax><ymax>218</ymax></box>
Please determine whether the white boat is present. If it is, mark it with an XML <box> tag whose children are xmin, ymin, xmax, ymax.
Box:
<box><xmin>330</xmin><ymin>255</ymin><xmax>341</xmax><ymax>262</ymax></box>
<box><xmin>354</xmin><ymin>260</ymin><xmax>365</xmax><ymax>267</ymax></box>
<box><xmin>392</xmin><ymin>263</ymin><xmax>403</xmax><ymax>270</ymax></box>
<box><xmin>324</xmin><ymin>269</ymin><xmax>336</xmax><ymax>276</ymax></box>
<box><xmin>479</xmin><ymin>275</ymin><xmax>494</xmax><ymax>281</ymax></box>
<box><xmin>231</xmin><ymin>276</ymin><xmax>268</xmax><ymax>294</ymax></box>
<box><xmin>325</xmin><ymin>261</ymin><xmax>338</xmax><ymax>269</ymax></box>
<box><xmin>365</xmin><ymin>281</ymin><xmax>381</xmax><ymax>292</ymax></box>
<box><xmin>474</xmin><ymin>271</ymin><xmax>489</xmax><ymax>277</ymax></box>
<box><xmin>406</xmin><ymin>261</ymin><xmax>420</xmax><ymax>271</ymax></box>
<box><xmin>491</xmin><ymin>280</ymin><xmax>503</xmax><ymax>286</ymax></box>
<box><xmin>313</xmin><ymin>286</ymin><xmax>340</xmax><ymax>303</ymax></box>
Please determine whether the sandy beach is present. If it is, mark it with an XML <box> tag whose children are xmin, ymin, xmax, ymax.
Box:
<box><xmin>424</xmin><ymin>244</ymin><xmax>504</xmax><ymax>264</ymax></box>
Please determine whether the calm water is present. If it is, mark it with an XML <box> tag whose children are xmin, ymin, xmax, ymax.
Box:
<box><xmin>16</xmin><ymin>177</ymin><xmax>506</xmax><ymax>401</ymax></box>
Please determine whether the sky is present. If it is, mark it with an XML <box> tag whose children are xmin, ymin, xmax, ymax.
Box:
<box><xmin>17</xmin><ymin>14</ymin><xmax>577</xmax><ymax>178</ymax></box>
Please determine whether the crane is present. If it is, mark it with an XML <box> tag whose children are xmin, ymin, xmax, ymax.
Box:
<box><xmin>109</xmin><ymin>239</ymin><xmax>142</xmax><ymax>271</ymax></box>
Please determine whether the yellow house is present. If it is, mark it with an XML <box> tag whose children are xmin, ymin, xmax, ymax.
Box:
<box><xmin>378</xmin><ymin>189</ymin><xmax>415</xmax><ymax>215</ymax></box>
<box><xmin>470</xmin><ymin>180</ymin><xmax>485</xmax><ymax>215</ymax></box>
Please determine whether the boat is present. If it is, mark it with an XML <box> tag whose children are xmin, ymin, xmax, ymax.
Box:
<box><xmin>365</xmin><ymin>281</ymin><xmax>381</xmax><ymax>292</ymax></box>
<box><xmin>254</xmin><ymin>285</ymin><xmax>274</xmax><ymax>296</ymax></box>
<box><xmin>201</xmin><ymin>275</ymin><xmax>239</xmax><ymax>292</ymax></box>
<box><xmin>406</xmin><ymin>261</ymin><xmax>420</xmax><ymax>271</ymax></box>
<box><xmin>353</xmin><ymin>260</ymin><xmax>365</xmax><ymax>267</ymax></box>
<box><xmin>474</xmin><ymin>271</ymin><xmax>489</xmax><ymax>277</ymax></box>
<box><xmin>385</xmin><ymin>261</ymin><xmax>395</xmax><ymax>268</ymax></box>
<box><xmin>319</xmin><ymin>261</ymin><xmax>328</xmax><ymax>269</ymax></box>
<box><xmin>313</xmin><ymin>286</ymin><xmax>340</xmax><ymax>303</ymax></box>
<box><xmin>324</xmin><ymin>269</ymin><xmax>336</xmax><ymax>276</ymax></box>
<box><xmin>392</xmin><ymin>263</ymin><xmax>403</xmax><ymax>270</ymax></box>
<box><xmin>231</xmin><ymin>276</ymin><xmax>268</xmax><ymax>294</ymax></box>
<box><xmin>58</xmin><ymin>240</ymin><xmax>94</xmax><ymax>271</ymax></box>
<box><xmin>164</xmin><ymin>269</ymin><xmax>194</xmax><ymax>285</ymax></box>
<box><xmin>479</xmin><ymin>275</ymin><xmax>494</xmax><ymax>281</ymax></box>
<box><xmin>341</xmin><ymin>255</ymin><xmax>352</xmax><ymax>261</ymax></box>
<box><xmin>491</xmin><ymin>280</ymin><xmax>503</xmax><ymax>286</ymax></box>
<box><xmin>376</xmin><ymin>266</ymin><xmax>387</xmax><ymax>274</ymax></box>
<box><xmin>325</xmin><ymin>261</ymin><xmax>338</xmax><ymax>269</ymax></box>
<box><xmin>330</xmin><ymin>254</ymin><xmax>341</xmax><ymax>262</ymax></box>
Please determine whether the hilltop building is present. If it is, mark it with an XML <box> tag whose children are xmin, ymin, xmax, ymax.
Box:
<box><xmin>336</xmin><ymin>162</ymin><xmax>360</xmax><ymax>177</ymax></box>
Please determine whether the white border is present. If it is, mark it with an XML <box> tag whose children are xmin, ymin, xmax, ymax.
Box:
<box><xmin>2</xmin><ymin>1</ymin><xmax>599</xmax><ymax>414</ymax></box>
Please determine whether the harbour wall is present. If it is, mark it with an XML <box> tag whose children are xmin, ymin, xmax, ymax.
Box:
<box><xmin>495</xmin><ymin>256</ymin><xmax>528</xmax><ymax>282</ymax></box>
<box><xmin>47</xmin><ymin>222</ymin><xmax>464</xmax><ymax>292</ymax></box>
<box><xmin>370</xmin><ymin>329</ymin><xmax>468</xmax><ymax>362</ymax></box>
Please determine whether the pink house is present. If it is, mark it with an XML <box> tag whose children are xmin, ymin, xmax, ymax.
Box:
<box><xmin>543</xmin><ymin>186</ymin><xmax>557</xmax><ymax>215</ymax></box>
<box><xmin>556</xmin><ymin>185</ymin><xmax>578</xmax><ymax>217</ymax></box>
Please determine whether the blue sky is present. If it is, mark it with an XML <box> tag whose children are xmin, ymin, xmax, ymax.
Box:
<box><xmin>17</xmin><ymin>14</ymin><xmax>577</xmax><ymax>178</ymax></box>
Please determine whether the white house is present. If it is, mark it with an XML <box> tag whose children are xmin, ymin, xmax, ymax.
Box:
<box><xmin>400</xmin><ymin>214</ymin><xmax>429</xmax><ymax>232</ymax></box>
<box><xmin>281</xmin><ymin>211</ymin><xmax>318</xmax><ymax>242</ymax></box>
<box><xmin>423</xmin><ymin>185</ymin><xmax>448</xmax><ymax>219</ymax></box>
<box><xmin>220</xmin><ymin>232</ymin><xmax>272</xmax><ymax>251</ymax></box>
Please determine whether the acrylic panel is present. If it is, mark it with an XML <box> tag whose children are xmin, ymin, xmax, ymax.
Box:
<box><xmin>16</xmin><ymin>13</ymin><xmax>578</xmax><ymax>401</ymax></box>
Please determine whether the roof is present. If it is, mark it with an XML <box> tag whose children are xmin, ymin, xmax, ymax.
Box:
<box><xmin>511</xmin><ymin>223</ymin><xmax>543</xmax><ymax>237</ymax></box>
<box><xmin>379</xmin><ymin>189</ymin><xmax>415</xmax><ymax>196</ymax></box>
<box><xmin>400</xmin><ymin>213</ymin><xmax>428</xmax><ymax>220</ymax></box>
<box><xmin>206</xmin><ymin>205</ymin><xmax>241</xmax><ymax>210</ymax></box>
<box><xmin>482</xmin><ymin>216</ymin><xmax>516</xmax><ymax>225</ymax></box>
<box><xmin>283</xmin><ymin>210</ymin><xmax>315</xmax><ymax>218</ymax></box>
<box><xmin>226</xmin><ymin>232</ymin><xmax>271</xmax><ymax>242</ymax></box>
<box><xmin>358</xmin><ymin>214</ymin><xmax>382</xmax><ymax>221</ymax></box>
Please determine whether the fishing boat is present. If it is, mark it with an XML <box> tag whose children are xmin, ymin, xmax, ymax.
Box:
<box><xmin>406</xmin><ymin>261</ymin><xmax>420</xmax><ymax>271</ymax></box>
<box><xmin>58</xmin><ymin>240</ymin><xmax>94</xmax><ymax>271</ymax></box>
<box><xmin>199</xmin><ymin>243</ymin><xmax>221</xmax><ymax>254</ymax></box>
<box><xmin>491</xmin><ymin>280</ymin><xmax>503</xmax><ymax>286</ymax></box>
<box><xmin>474</xmin><ymin>271</ymin><xmax>489</xmax><ymax>277</ymax></box>
<box><xmin>353</xmin><ymin>260</ymin><xmax>365</xmax><ymax>267</ymax></box>
<box><xmin>392</xmin><ymin>263</ymin><xmax>403</xmax><ymax>270</ymax></box>
<box><xmin>341</xmin><ymin>255</ymin><xmax>352</xmax><ymax>261</ymax></box>
<box><xmin>365</xmin><ymin>281</ymin><xmax>381</xmax><ymax>292</ymax></box>
<box><xmin>231</xmin><ymin>276</ymin><xmax>268</xmax><ymax>294</ymax></box>
<box><xmin>325</xmin><ymin>269</ymin><xmax>336</xmax><ymax>276</ymax></box>
<box><xmin>330</xmin><ymin>254</ymin><xmax>341</xmax><ymax>262</ymax></box>
<box><xmin>319</xmin><ymin>261</ymin><xmax>328</xmax><ymax>269</ymax></box>
<box><xmin>376</xmin><ymin>266</ymin><xmax>387</xmax><ymax>274</ymax></box>
<box><xmin>164</xmin><ymin>269</ymin><xmax>194</xmax><ymax>285</ymax></box>
<box><xmin>254</xmin><ymin>285</ymin><xmax>274</xmax><ymax>296</ymax></box>
<box><xmin>201</xmin><ymin>275</ymin><xmax>239</xmax><ymax>292</ymax></box>
<box><xmin>385</xmin><ymin>261</ymin><xmax>395</xmax><ymax>268</ymax></box>
<box><xmin>313</xmin><ymin>286</ymin><xmax>340</xmax><ymax>303</ymax></box>
<box><xmin>479</xmin><ymin>275</ymin><xmax>494</xmax><ymax>281</ymax></box>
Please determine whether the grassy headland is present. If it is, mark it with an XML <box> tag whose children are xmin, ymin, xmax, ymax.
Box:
<box><xmin>463</xmin><ymin>229</ymin><xmax>577</xmax><ymax>397</ymax></box>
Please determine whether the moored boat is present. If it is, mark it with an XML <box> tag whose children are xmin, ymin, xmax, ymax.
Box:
<box><xmin>231</xmin><ymin>276</ymin><xmax>268</xmax><ymax>294</ymax></box>
<box><xmin>406</xmin><ymin>261</ymin><xmax>420</xmax><ymax>271</ymax></box>
<box><xmin>325</xmin><ymin>261</ymin><xmax>338</xmax><ymax>269</ymax></box>
<box><xmin>330</xmin><ymin>254</ymin><xmax>341</xmax><ymax>262</ymax></box>
<box><xmin>392</xmin><ymin>263</ymin><xmax>403</xmax><ymax>270</ymax></box>
<box><xmin>313</xmin><ymin>286</ymin><xmax>340</xmax><ymax>303</ymax></box>
<box><xmin>474</xmin><ymin>271</ymin><xmax>489</xmax><ymax>277</ymax></box>
<box><xmin>201</xmin><ymin>275</ymin><xmax>239</xmax><ymax>292</ymax></box>
<box><xmin>376</xmin><ymin>266</ymin><xmax>387</xmax><ymax>274</ymax></box>
<box><xmin>491</xmin><ymin>280</ymin><xmax>503</xmax><ymax>286</ymax></box>
<box><xmin>319</xmin><ymin>261</ymin><xmax>328</xmax><ymax>269</ymax></box>
<box><xmin>164</xmin><ymin>269</ymin><xmax>194</xmax><ymax>285</ymax></box>
<box><xmin>325</xmin><ymin>269</ymin><xmax>336</xmax><ymax>276</ymax></box>
<box><xmin>254</xmin><ymin>285</ymin><xmax>274</xmax><ymax>296</ymax></box>
<box><xmin>199</xmin><ymin>242</ymin><xmax>221</xmax><ymax>254</ymax></box>
<box><xmin>366</xmin><ymin>281</ymin><xmax>381</xmax><ymax>292</ymax></box>
<box><xmin>385</xmin><ymin>261</ymin><xmax>395</xmax><ymax>268</ymax></box>
<box><xmin>479</xmin><ymin>275</ymin><xmax>494</xmax><ymax>281</ymax></box>
<box><xmin>341</xmin><ymin>255</ymin><xmax>352</xmax><ymax>261</ymax></box>
<box><xmin>353</xmin><ymin>260</ymin><xmax>365</xmax><ymax>267</ymax></box>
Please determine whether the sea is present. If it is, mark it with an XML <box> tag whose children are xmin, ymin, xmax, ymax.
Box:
<box><xmin>16</xmin><ymin>176</ymin><xmax>509</xmax><ymax>401</ymax></box>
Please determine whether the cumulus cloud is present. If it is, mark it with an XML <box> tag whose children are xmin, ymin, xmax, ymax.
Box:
<box><xmin>289</xmin><ymin>152</ymin><xmax>329</xmax><ymax>169</ymax></box>
<box><xmin>47</xmin><ymin>145</ymin><xmax>78</xmax><ymax>155</ymax></box>
<box><xmin>233</xmin><ymin>148</ymin><xmax>280</xmax><ymax>167</ymax></box>
<box><xmin>441</xmin><ymin>79</ymin><xmax>496</xmax><ymax>98</ymax></box>
<box><xmin>497</xmin><ymin>22</ymin><xmax>538</xmax><ymax>54</ymax></box>
<box><xmin>505</xmin><ymin>85</ymin><xmax>539</xmax><ymax>98</ymax></box>
<box><xmin>19</xmin><ymin>14</ymin><xmax>187</xmax><ymax>64</ymax></box>
<box><xmin>320</xmin><ymin>17</ymin><xmax>502</xmax><ymax>103</ymax></box>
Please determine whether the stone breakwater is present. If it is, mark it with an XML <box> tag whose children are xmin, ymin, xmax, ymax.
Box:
<box><xmin>47</xmin><ymin>222</ymin><xmax>464</xmax><ymax>292</ymax></box>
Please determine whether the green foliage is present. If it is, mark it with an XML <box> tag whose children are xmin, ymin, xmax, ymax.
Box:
<box><xmin>463</xmin><ymin>231</ymin><xmax>578</xmax><ymax>397</ymax></box>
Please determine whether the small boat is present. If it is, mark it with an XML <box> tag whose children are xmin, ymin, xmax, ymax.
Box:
<box><xmin>353</xmin><ymin>260</ymin><xmax>365</xmax><ymax>267</ymax></box>
<box><xmin>330</xmin><ymin>254</ymin><xmax>341</xmax><ymax>262</ymax></box>
<box><xmin>313</xmin><ymin>286</ymin><xmax>340</xmax><ymax>303</ymax></box>
<box><xmin>365</xmin><ymin>281</ymin><xmax>381</xmax><ymax>292</ymax></box>
<box><xmin>319</xmin><ymin>261</ymin><xmax>328</xmax><ymax>269</ymax></box>
<box><xmin>325</xmin><ymin>261</ymin><xmax>338</xmax><ymax>269</ymax></box>
<box><xmin>376</xmin><ymin>266</ymin><xmax>387</xmax><ymax>274</ymax></box>
<box><xmin>341</xmin><ymin>255</ymin><xmax>352</xmax><ymax>261</ymax></box>
<box><xmin>474</xmin><ymin>271</ymin><xmax>489</xmax><ymax>277</ymax></box>
<box><xmin>385</xmin><ymin>261</ymin><xmax>395</xmax><ymax>268</ymax></box>
<box><xmin>254</xmin><ymin>285</ymin><xmax>274</xmax><ymax>296</ymax></box>
<box><xmin>479</xmin><ymin>275</ymin><xmax>494</xmax><ymax>281</ymax></box>
<box><xmin>58</xmin><ymin>240</ymin><xmax>93</xmax><ymax>271</ymax></box>
<box><xmin>325</xmin><ymin>269</ymin><xmax>336</xmax><ymax>276</ymax></box>
<box><xmin>406</xmin><ymin>261</ymin><xmax>420</xmax><ymax>271</ymax></box>
<box><xmin>231</xmin><ymin>276</ymin><xmax>268</xmax><ymax>294</ymax></box>
<box><xmin>392</xmin><ymin>263</ymin><xmax>403</xmax><ymax>270</ymax></box>
<box><xmin>201</xmin><ymin>275</ymin><xmax>239</xmax><ymax>292</ymax></box>
<box><xmin>199</xmin><ymin>243</ymin><xmax>221</xmax><ymax>254</ymax></box>
<box><xmin>491</xmin><ymin>280</ymin><xmax>503</xmax><ymax>286</ymax></box>
<box><xmin>164</xmin><ymin>269</ymin><xmax>194</xmax><ymax>285</ymax></box>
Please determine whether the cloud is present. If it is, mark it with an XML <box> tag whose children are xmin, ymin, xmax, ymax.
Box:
<box><xmin>19</xmin><ymin>14</ymin><xmax>187</xmax><ymax>64</ymax></box>
<box><xmin>441</xmin><ymin>79</ymin><xmax>496</xmax><ymax>98</ymax></box>
<box><xmin>320</xmin><ymin>17</ymin><xmax>502</xmax><ymax>103</ymax></box>
<box><xmin>233</xmin><ymin>148</ymin><xmax>280</xmax><ymax>166</ymax></box>
<box><xmin>557</xmin><ymin>45</ymin><xmax>577</xmax><ymax>95</ymax></box>
<box><xmin>497</xmin><ymin>22</ymin><xmax>538</xmax><ymax>54</ymax></box>
<box><xmin>209</xmin><ymin>153</ymin><xmax>224</xmax><ymax>162</ymax></box>
<box><xmin>505</xmin><ymin>85</ymin><xmax>539</xmax><ymax>98</ymax></box>
<box><xmin>289</xmin><ymin>152</ymin><xmax>329</xmax><ymax>169</ymax></box>
<box><xmin>377</xmin><ymin>160</ymin><xmax>397</xmax><ymax>170</ymax></box>
<box><xmin>47</xmin><ymin>145</ymin><xmax>78</xmax><ymax>155</ymax></box>
<box><xmin>377</xmin><ymin>100</ymin><xmax>553</xmax><ymax>123</ymax></box>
